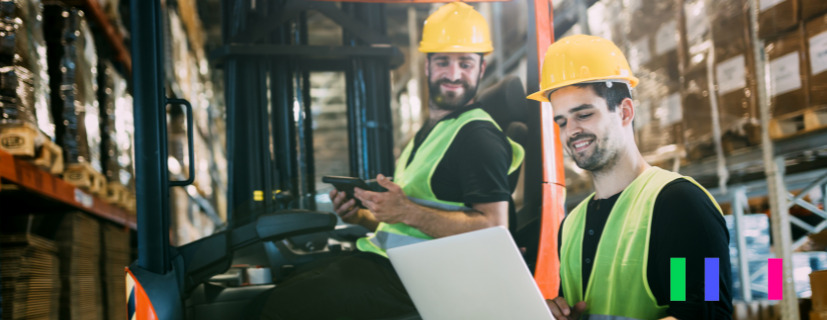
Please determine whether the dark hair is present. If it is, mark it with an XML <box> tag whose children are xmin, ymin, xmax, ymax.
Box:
<box><xmin>572</xmin><ymin>82</ymin><xmax>632</xmax><ymax>112</ymax></box>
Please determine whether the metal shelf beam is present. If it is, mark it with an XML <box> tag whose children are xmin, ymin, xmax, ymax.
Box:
<box><xmin>0</xmin><ymin>149</ymin><xmax>136</xmax><ymax>229</ymax></box>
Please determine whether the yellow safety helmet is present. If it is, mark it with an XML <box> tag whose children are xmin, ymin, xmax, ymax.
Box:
<box><xmin>527</xmin><ymin>34</ymin><xmax>639</xmax><ymax>102</ymax></box>
<box><xmin>419</xmin><ymin>2</ymin><xmax>493</xmax><ymax>54</ymax></box>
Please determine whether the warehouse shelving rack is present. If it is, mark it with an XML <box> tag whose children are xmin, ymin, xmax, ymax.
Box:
<box><xmin>0</xmin><ymin>148</ymin><xmax>136</xmax><ymax>229</ymax></box>
<box><xmin>0</xmin><ymin>0</ymin><xmax>137</xmax><ymax>317</ymax></box>
<box><xmin>66</xmin><ymin>0</ymin><xmax>131</xmax><ymax>73</ymax></box>
<box><xmin>0</xmin><ymin>0</ymin><xmax>135</xmax><ymax>228</ymax></box>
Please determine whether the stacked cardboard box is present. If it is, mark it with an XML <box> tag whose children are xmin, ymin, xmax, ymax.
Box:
<box><xmin>766</xmin><ymin>25</ymin><xmax>809</xmax><ymax>118</ymax></box>
<box><xmin>587</xmin><ymin>0</ymin><xmax>626</xmax><ymax>51</ymax></box>
<box><xmin>0</xmin><ymin>234</ymin><xmax>60</xmax><ymax>320</ymax></box>
<box><xmin>101</xmin><ymin>224</ymin><xmax>130</xmax><ymax>320</ymax></box>
<box><xmin>802</xmin><ymin>0</ymin><xmax>827</xmax><ymax>21</ymax></box>
<box><xmin>57</xmin><ymin>212</ymin><xmax>103</xmax><ymax>320</ymax></box>
<box><xmin>99</xmin><ymin>61</ymin><xmax>119</xmax><ymax>185</ymax></box>
<box><xmin>710</xmin><ymin>0</ymin><xmax>761</xmax><ymax>153</ymax></box>
<box><xmin>806</xmin><ymin>13</ymin><xmax>827</xmax><ymax>108</ymax></box>
<box><xmin>679</xmin><ymin>0</ymin><xmax>714</xmax><ymax>161</ymax></box>
<box><xmin>813</xmin><ymin>269</ymin><xmax>827</xmax><ymax>320</ymax></box>
<box><xmin>0</xmin><ymin>0</ymin><xmax>52</xmax><ymax>150</ymax></box>
<box><xmin>44</xmin><ymin>6</ymin><xmax>101</xmax><ymax>171</ymax></box>
<box><xmin>759</xmin><ymin>0</ymin><xmax>800</xmax><ymax>39</ymax></box>
<box><xmin>681</xmin><ymin>62</ymin><xmax>717</xmax><ymax>161</ymax></box>
<box><xmin>99</xmin><ymin>60</ymin><xmax>135</xmax><ymax>204</ymax></box>
<box><xmin>630</xmin><ymin>0</ymin><xmax>683</xmax><ymax>159</ymax></box>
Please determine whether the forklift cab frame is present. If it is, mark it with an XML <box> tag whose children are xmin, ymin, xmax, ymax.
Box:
<box><xmin>127</xmin><ymin>1</ymin><xmax>565</xmax><ymax>319</ymax></box>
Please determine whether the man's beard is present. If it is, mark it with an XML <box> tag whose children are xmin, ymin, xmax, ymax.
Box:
<box><xmin>429</xmin><ymin>79</ymin><xmax>479</xmax><ymax>111</ymax></box>
<box><xmin>569</xmin><ymin>134</ymin><xmax>619</xmax><ymax>173</ymax></box>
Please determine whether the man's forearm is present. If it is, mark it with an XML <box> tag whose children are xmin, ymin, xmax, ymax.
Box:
<box><xmin>400</xmin><ymin>201</ymin><xmax>507</xmax><ymax>238</ymax></box>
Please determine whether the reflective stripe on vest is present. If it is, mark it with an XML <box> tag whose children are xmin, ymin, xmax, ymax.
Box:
<box><xmin>357</xmin><ymin>108</ymin><xmax>525</xmax><ymax>257</ymax></box>
<box><xmin>560</xmin><ymin>167</ymin><xmax>723</xmax><ymax>319</ymax></box>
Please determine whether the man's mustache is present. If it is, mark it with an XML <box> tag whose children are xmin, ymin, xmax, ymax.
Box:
<box><xmin>436</xmin><ymin>79</ymin><xmax>467</xmax><ymax>86</ymax></box>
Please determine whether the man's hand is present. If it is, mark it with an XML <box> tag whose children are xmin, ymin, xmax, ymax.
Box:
<box><xmin>329</xmin><ymin>189</ymin><xmax>378</xmax><ymax>230</ymax></box>
<box><xmin>353</xmin><ymin>174</ymin><xmax>413</xmax><ymax>224</ymax></box>
<box><xmin>546</xmin><ymin>297</ymin><xmax>586</xmax><ymax>320</ymax></box>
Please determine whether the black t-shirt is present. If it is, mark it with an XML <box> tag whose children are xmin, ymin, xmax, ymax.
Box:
<box><xmin>558</xmin><ymin>178</ymin><xmax>734</xmax><ymax>319</ymax></box>
<box><xmin>406</xmin><ymin>103</ymin><xmax>514</xmax><ymax>206</ymax></box>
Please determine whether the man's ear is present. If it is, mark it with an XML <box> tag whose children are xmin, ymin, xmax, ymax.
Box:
<box><xmin>619</xmin><ymin>97</ymin><xmax>635</xmax><ymax>127</ymax></box>
<box><xmin>424</xmin><ymin>57</ymin><xmax>430</xmax><ymax>78</ymax></box>
<box><xmin>479</xmin><ymin>59</ymin><xmax>487</xmax><ymax>80</ymax></box>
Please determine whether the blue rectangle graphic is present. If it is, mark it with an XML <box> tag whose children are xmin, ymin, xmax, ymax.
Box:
<box><xmin>705</xmin><ymin>258</ymin><xmax>719</xmax><ymax>301</ymax></box>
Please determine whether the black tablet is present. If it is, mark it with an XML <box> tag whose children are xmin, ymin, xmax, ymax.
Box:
<box><xmin>322</xmin><ymin>176</ymin><xmax>388</xmax><ymax>207</ymax></box>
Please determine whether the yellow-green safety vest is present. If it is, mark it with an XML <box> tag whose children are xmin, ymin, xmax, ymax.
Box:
<box><xmin>560</xmin><ymin>167</ymin><xmax>723</xmax><ymax>320</ymax></box>
<box><xmin>357</xmin><ymin>108</ymin><xmax>525</xmax><ymax>257</ymax></box>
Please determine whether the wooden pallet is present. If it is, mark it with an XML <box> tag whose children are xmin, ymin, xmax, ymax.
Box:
<box><xmin>31</xmin><ymin>139</ymin><xmax>64</xmax><ymax>175</ymax></box>
<box><xmin>120</xmin><ymin>192</ymin><xmax>136</xmax><ymax>214</ymax></box>
<box><xmin>1</xmin><ymin>123</ymin><xmax>65</xmax><ymax>174</ymax></box>
<box><xmin>0</xmin><ymin>122</ymin><xmax>44</xmax><ymax>157</ymax></box>
<box><xmin>104</xmin><ymin>182</ymin><xmax>126</xmax><ymax>206</ymax></box>
<box><xmin>63</xmin><ymin>162</ymin><xmax>107</xmax><ymax>196</ymax></box>
<box><xmin>769</xmin><ymin>105</ymin><xmax>827</xmax><ymax>140</ymax></box>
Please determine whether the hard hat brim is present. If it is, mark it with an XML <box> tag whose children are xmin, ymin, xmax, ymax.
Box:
<box><xmin>526</xmin><ymin>75</ymin><xmax>639</xmax><ymax>102</ymax></box>
<box><xmin>418</xmin><ymin>43</ymin><xmax>493</xmax><ymax>54</ymax></box>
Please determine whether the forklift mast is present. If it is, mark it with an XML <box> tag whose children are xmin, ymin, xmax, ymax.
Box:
<box><xmin>219</xmin><ymin>1</ymin><xmax>399</xmax><ymax>226</ymax></box>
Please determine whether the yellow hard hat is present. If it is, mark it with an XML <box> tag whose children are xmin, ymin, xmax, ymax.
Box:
<box><xmin>419</xmin><ymin>2</ymin><xmax>493</xmax><ymax>54</ymax></box>
<box><xmin>527</xmin><ymin>34</ymin><xmax>639</xmax><ymax>102</ymax></box>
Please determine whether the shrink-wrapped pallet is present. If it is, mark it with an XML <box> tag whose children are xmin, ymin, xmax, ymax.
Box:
<box><xmin>45</xmin><ymin>6</ymin><xmax>100</xmax><ymax>170</ymax></box>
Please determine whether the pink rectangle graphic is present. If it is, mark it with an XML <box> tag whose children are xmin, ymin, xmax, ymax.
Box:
<box><xmin>768</xmin><ymin>258</ymin><xmax>783</xmax><ymax>300</ymax></box>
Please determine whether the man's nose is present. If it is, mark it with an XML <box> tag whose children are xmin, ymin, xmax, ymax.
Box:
<box><xmin>446</xmin><ymin>63</ymin><xmax>462</xmax><ymax>81</ymax></box>
<box><xmin>567</xmin><ymin>123</ymin><xmax>584</xmax><ymax>140</ymax></box>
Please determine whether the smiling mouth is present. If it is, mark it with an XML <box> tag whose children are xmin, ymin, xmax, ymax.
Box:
<box><xmin>441</xmin><ymin>83</ymin><xmax>463</xmax><ymax>90</ymax></box>
<box><xmin>571</xmin><ymin>139</ymin><xmax>594</xmax><ymax>152</ymax></box>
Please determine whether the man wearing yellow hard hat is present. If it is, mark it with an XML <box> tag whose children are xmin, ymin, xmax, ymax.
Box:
<box><xmin>261</xmin><ymin>3</ymin><xmax>523</xmax><ymax>319</ymax></box>
<box><xmin>528</xmin><ymin>35</ymin><xmax>732</xmax><ymax>319</ymax></box>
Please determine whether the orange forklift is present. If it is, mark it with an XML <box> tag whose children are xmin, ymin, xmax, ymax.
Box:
<box><xmin>126</xmin><ymin>0</ymin><xmax>566</xmax><ymax>318</ymax></box>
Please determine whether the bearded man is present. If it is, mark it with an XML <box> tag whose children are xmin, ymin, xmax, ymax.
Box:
<box><xmin>261</xmin><ymin>3</ymin><xmax>523</xmax><ymax>319</ymax></box>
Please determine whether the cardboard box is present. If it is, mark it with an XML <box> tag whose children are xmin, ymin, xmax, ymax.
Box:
<box><xmin>634</xmin><ymin>29</ymin><xmax>682</xmax><ymax>157</ymax></box>
<box><xmin>716</xmin><ymin>53</ymin><xmax>761</xmax><ymax>151</ymax></box>
<box><xmin>681</xmin><ymin>63</ymin><xmax>716</xmax><ymax>161</ymax></box>
<box><xmin>806</xmin><ymin>13</ymin><xmax>827</xmax><ymax>107</ymax></box>
<box><xmin>711</xmin><ymin>0</ymin><xmax>753</xmax><ymax>62</ymax></box>
<box><xmin>802</xmin><ymin>0</ymin><xmax>827</xmax><ymax>21</ymax></box>
<box><xmin>680</xmin><ymin>0</ymin><xmax>712</xmax><ymax>71</ymax></box>
<box><xmin>766</xmin><ymin>25</ymin><xmax>809</xmax><ymax>117</ymax></box>
<box><xmin>813</xmin><ymin>269</ymin><xmax>827</xmax><ymax>311</ymax></box>
<box><xmin>650</xmin><ymin>17</ymin><xmax>681</xmax><ymax>80</ymax></box>
<box><xmin>641</xmin><ymin>89</ymin><xmax>683</xmax><ymax>156</ymax></box>
<box><xmin>758</xmin><ymin>0</ymin><xmax>800</xmax><ymax>39</ymax></box>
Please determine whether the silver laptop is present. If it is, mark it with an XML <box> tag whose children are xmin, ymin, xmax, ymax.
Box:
<box><xmin>387</xmin><ymin>226</ymin><xmax>555</xmax><ymax>320</ymax></box>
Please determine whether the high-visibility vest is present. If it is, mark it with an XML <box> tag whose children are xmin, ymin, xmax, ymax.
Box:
<box><xmin>357</xmin><ymin>108</ymin><xmax>525</xmax><ymax>257</ymax></box>
<box><xmin>560</xmin><ymin>167</ymin><xmax>722</xmax><ymax>320</ymax></box>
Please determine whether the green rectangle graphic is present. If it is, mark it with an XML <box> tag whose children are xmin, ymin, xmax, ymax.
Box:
<box><xmin>671</xmin><ymin>258</ymin><xmax>686</xmax><ymax>301</ymax></box>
